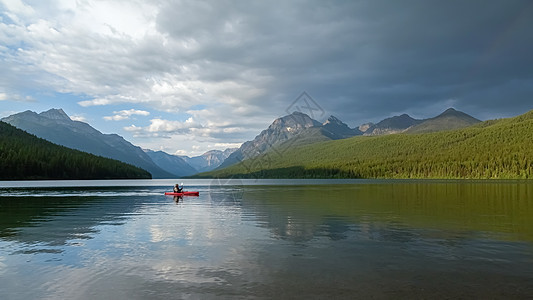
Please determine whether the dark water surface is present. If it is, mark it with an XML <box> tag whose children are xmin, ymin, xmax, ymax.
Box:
<box><xmin>1</xmin><ymin>179</ymin><xmax>532</xmax><ymax>299</ymax></box>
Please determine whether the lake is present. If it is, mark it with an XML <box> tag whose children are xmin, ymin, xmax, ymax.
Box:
<box><xmin>1</xmin><ymin>179</ymin><xmax>533</xmax><ymax>299</ymax></box>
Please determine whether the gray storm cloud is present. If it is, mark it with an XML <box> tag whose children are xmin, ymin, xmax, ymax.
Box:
<box><xmin>1</xmin><ymin>0</ymin><xmax>532</xmax><ymax>154</ymax></box>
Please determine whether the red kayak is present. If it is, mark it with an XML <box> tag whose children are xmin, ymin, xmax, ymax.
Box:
<box><xmin>164</xmin><ymin>191</ymin><xmax>199</xmax><ymax>196</ymax></box>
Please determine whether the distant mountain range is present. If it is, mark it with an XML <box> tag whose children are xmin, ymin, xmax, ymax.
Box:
<box><xmin>405</xmin><ymin>108</ymin><xmax>481</xmax><ymax>134</ymax></box>
<box><xmin>145</xmin><ymin>148</ymin><xmax>236</xmax><ymax>176</ymax></box>
<box><xmin>2</xmin><ymin>107</ymin><xmax>481</xmax><ymax>179</ymax></box>
<box><xmin>1</xmin><ymin>109</ymin><xmax>235</xmax><ymax>178</ymax></box>
<box><xmin>364</xmin><ymin>108</ymin><xmax>480</xmax><ymax>135</ymax></box>
<box><xmin>364</xmin><ymin>113</ymin><xmax>423</xmax><ymax>135</ymax></box>
<box><xmin>144</xmin><ymin>150</ymin><xmax>198</xmax><ymax>177</ymax></box>
<box><xmin>179</xmin><ymin>148</ymin><xmax>237</xmax><ymax>173</ymax></box>
<box><xmin>0</xmin><ymin>120</ymin><xmax>151</xmax><ymax>180</ymax></box>
<box><xmin>216</xmin><ymin>108</ymin><xmax>480</xmax><ymax>170</ymax></box>
<box><xmin>199</xmin><ymin>109</ymin><xmax>533</xmax><ymax>179</ymax></box>
<box><xmin>2</xmin><ymin>109</ymin><xmax>175</xmax><ymax>178</ymax></box>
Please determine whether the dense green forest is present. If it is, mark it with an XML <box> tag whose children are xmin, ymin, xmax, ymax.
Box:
<box><xmin>200</xmin><ymin>110</ymin><xmax>533</xmax><ymax>179</ymax></box>
<box><xmin>0</xmin><ymin>121</ymin><xmax>151</xmax><ymax>180</ymax></box>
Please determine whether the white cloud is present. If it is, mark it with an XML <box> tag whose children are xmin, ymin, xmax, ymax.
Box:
<box><xmin>70</xmin><ymin>115</ymin><xmax>87</xmax><ymax>122</ymax></box>
<box><xmin>78</xmin><ymin>98</ymin><xmax>112</xmax><ymax>107</ymax></box>
<box><xmin>173</xmin><ymin>149</ymin><xmax>188</xmax><ymax>156</ymax></box>
<box><xmin>103</xmin><ymin>109</ymin><xmax>150</xmax><ymax>121</ymax></box>
<box><xmin>104</xmin><ymin>115</ymin><xmax>127</xmax><ymax>121</ymax></box>
<box><xmin>0</xmin><ymin>0</ymin><xmax>274</xmax><ymax>115</ymax></box>
<box><xmin>122</xmin><ymin>115</ymin><xmax>253</xmax><ymax>155</ymax></box>
<box><xmin>123</xmin><ymin>124</ymin><xmax>142</xmax><ymax>132</ymax></box>
<box><xmin>0</xmin><ymin>92</ymin><xmax>35</xmax><ymax>102</ymax></box>
<box><xmin>123</xmin><ymin>117</ymin><xmax>203</xmax><ymax>139</ymax></box>
<box><xmin>0</xmin><ymin>0</ymin><xmax>35</xmax><ymax>23</ymax></box>
<box><xmin>213</xmin><ymin>142</ymin><xmax>242</xmax><ymax>149</ymax></box>
<box><xmin>146</xmin><ymin>117</ymin><xmax>201</xmax><ymax>133</ymax></box>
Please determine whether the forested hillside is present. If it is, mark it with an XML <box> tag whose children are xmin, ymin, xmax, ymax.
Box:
<box><xmin>200</xmin><ymin>110</ymin><xmax>533</xmax><ymax>179</ymax></box>
<box><xmin>0</xmin><ymin>121</ymin><xmax>151</xmax><ymax>180</ymax></box>
<box><xmin>2</xmin><ymin>109</ymin><xmax>174</xmax><ymax>178</ymax></box>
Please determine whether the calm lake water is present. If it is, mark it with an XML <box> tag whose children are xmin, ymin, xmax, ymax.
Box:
<box><xmin>1</xmin><ymin>179</ymin><xmax>533</xmax><ymax>299</ymax></box>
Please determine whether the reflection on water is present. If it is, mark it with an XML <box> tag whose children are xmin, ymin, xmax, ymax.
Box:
<box><xmin>243</xmin><ymin>182</ymin><xmax>533</xmax><ymax>242</ymax></box>
<box><xmin>0</xmin><ymin>187</ymin><xmax>158</xmax><ymax>250</ymax></box>
<box><xmin>0</xmin><ymin>180</ymin><xmax>533</xmax><ymax>299</ymax></box>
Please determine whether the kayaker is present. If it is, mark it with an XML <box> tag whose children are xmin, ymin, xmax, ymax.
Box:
<box><xmin>174</xmin><ymin>183</ymin><xmax>183</xmax><ymax>193</ymax></box>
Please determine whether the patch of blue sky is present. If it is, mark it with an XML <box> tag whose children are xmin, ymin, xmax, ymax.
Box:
<box><xmin>156</xmin><ymin>110</ymin><xmax>195</xmax><ymax>122</ymax></box>
<box><xmin>188</xmin><ymin>104</ymin><xmax>207</xmax><ymax>111</ymax></box>
<box><xmin>0</xmin><ymin>10</ymin><xmax>15</xmax><ymax>25</ymax></box>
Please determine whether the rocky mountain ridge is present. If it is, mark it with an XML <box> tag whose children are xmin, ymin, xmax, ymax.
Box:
<box><xmin>216</xmin><ymin>108</ymin><xmax>480</xmax><ymax>170</ymax></box>
<box><xmin>179</xmin><ymin>148</ymin><xmax>238</xmax><ymax>173</ymax></box>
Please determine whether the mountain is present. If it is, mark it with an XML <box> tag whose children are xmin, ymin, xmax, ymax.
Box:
<box><xmin>321</xmin><ymin>116</ymin><xmax>363</xmax><ymax>139</ymax></box>
<box><xmin>406</xmin><ymin>108</ymin><xmax>481</xmax><ymax>134</ymax></box>
<box><xmin>218</xmin><ymin>112</ymin><xmax>322</xmax><ymax>168</ymax></box>
<box><xmin>219</xmin><ymin>112</ymin><xmax>362</xmax><ymax>169</ymax></box>
<box><xmin>0</xmin><ymin>121</ymin><xmax>151</xmax><ymax>180</ymax></box>
<box><xmin>144</xmin><ymin>147</ymin><xmax>238</xmax><ymax>176</ymax></box>
<box><xmin>2</xmin><ymin>109</ymin><xmax>174</xmax><ymax>178</ymax></box>
<box><xmin>198</xmin><ymin>108</ymin><xmax>533</xmax><ymax>179</ymax></box>
<box><xmin>271</xmin><ymin>115</ymin><xmax>363</xmax><ymax>152</ymax></box>
<box><xmin>360</xmin><ymin>108</ymin><xmax>479</xmax><ymax>135</ymax></box>
<box><xmin>180</xmin><ymin>148</ymin><xmax>237</xmax><ymax>173</ymax></box>
<box><xmin>145</xmin><ymin>150</ymin><xmax>198</xmax><ymax>177</ymax></box>
<box><xmin>218</xmin><ymin>112</ymin><xmax>365</xmax><ymax>169</ymax></box>
<box><xmin>363</xmin><ymin>114</ymin><xmax>422</xmax><ymax>135</ymax></box>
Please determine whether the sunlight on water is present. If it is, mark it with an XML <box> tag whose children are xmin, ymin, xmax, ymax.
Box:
<box><xmin>1</xmin><ymin>179</ymin><xmax>533</xmax><ymax>299</ymax></box>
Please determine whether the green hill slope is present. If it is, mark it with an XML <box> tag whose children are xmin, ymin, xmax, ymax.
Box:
<box><xmin>0</xmin><ymin>121</ymin><xmax>152</xmax><ymax>180</ymax></box>
<box><xmin>200</xmin><ymin>110</ymin><xmax>533</xmax><ymax>179</ymax></box>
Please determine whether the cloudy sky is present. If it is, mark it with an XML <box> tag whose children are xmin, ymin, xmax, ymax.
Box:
<box><xmin>1</xmin><ymin>0</ymin><xmax>532</xmax><ymax>156</ymax></box>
